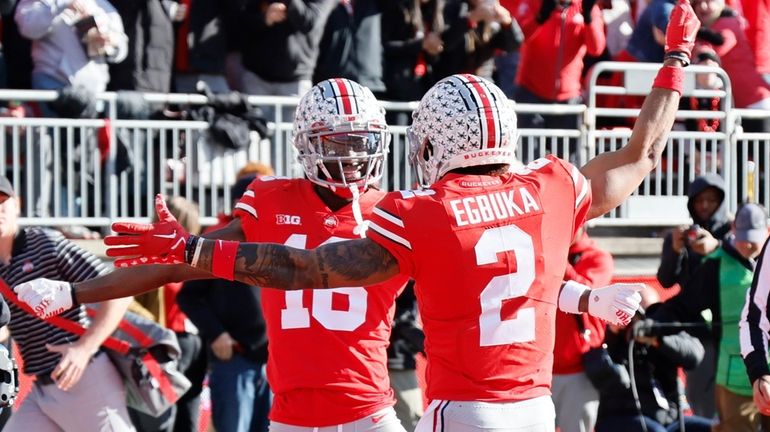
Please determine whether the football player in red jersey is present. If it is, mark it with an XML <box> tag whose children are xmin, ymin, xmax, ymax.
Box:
<box><xmin>16</xmin><ymin>78</ymin><xmax>411</xmax><ymax>431</ymax></box>
<box><xmin>18</xmin><ymin>2</ymin><xmax>700</xmax><ymax>429</ymax></box>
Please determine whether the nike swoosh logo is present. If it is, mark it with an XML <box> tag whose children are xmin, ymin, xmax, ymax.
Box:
<box><xmin>153</xmin><ymin>231</ymin><xmax>177</xmax><ymax>239</ymax></box>
<box><xmin>371</xmin><ymin>414</ymin><xmax>386</xmax><ymax>423</ymax></box>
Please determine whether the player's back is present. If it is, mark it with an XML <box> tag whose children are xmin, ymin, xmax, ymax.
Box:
<box><xmin>367</xmin><ymin>156</ymin><xmax>591</xmax><ymax>402</ymax></box>
<box><xmin>234</xmin><ymin>176</ymin><xmax>409</xmax><ymax>426</ymax></box>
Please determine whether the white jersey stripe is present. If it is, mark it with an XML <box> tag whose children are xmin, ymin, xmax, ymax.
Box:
<box><xmin>373</xmin><ymin>207</ymin><xmax>405</xmax><ymax>228</ymax></box>
<box><xmin>243</xmin><ymin>190</ymin><xmax>255</xmax><ymax>198</ymax></box>
<box><xmin>235</xmin><ymin>202</ymin><xmax>258</xmax><ymax>219</ymax></box>
<box><xmin>571</xmin><ymin>166</ymin><xmax>589</xmax><ymax>208</ymax></box>
<box><xmin>368</xmin><ymin>221</ymin><xmax>412</xmax><ymax>250</ymax></box>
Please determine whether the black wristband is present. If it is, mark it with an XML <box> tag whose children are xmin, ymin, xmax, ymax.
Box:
<box><xmin>665</xmin><ymin>51</ymin><xmax>690</xmax><ymax>67</ymax></box>
<box><xmin>185</xmin><ymin>235</ymin><xmax>200</xmax><ymax>264</ymax></box>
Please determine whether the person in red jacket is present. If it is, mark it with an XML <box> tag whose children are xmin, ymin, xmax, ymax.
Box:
<box><xmin>514</xmin><ymin>0</ymin><xmax>606</xmax><ymax>158</ymax></box>
<box><xmin>515</xmin><ymin>0</ymin><xmax>605</xmax><ymax>107</ymax></box>
<box><xmin>693</xmin><ymin>0</ymin><xmax>770</xmax><ymax>119</ymax></box>
<box><xmin>552</xmin><ymin>227</ymin><xmax>614</xmax><ymax>432</ymax></box>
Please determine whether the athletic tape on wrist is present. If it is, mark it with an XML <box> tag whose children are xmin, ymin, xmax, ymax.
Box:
<box><xmin>652</xmin><ymin>65</ymin><xmax>685</xmax><ymax>95</ymax></box>
<box><xmin>211</xmin><ymin>240</ymin><xmax>239</xmax><ymax>281</ymax></box>
<box><xmin>190</xmin><ymin>239</ymin><xmax>204</xmax><ymax>267</ymax></box>
<box><xmin>559</xmin><ymin>280</ymin><xmax>590</xmax><ymax>314</ymax></box>
<box><xmin>185</xmin><ymin>235</ymin><xmax>199</xmax><ymax>264</ymax></box>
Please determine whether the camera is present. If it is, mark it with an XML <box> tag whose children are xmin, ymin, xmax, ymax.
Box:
<box><xmin>686</xmin><ymin>224</ymin><xmax>701</xmax><ymax>243</ymax></box>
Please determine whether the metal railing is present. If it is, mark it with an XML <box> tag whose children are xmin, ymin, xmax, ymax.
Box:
<box><xmin>0</xmin><ymin>62</ymin><xmax>767</xmax><ymax>228</ymax></box>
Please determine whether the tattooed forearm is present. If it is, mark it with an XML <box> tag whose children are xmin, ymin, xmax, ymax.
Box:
<box><xmin>234</xmin><ymin>244</ymin><xmax>317</xmax><ymax>289</ymax></box>
<box><xmin>317</xmin><ymin>239</ymin><xmax>399</xmax><ymax>282</ymax></box>
<box><xmin>191</xmin><ymin>238</ymin><xmax>401</xmax><ymax>290</ymax></box>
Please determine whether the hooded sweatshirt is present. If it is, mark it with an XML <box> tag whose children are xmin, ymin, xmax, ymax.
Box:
<box><xmin>657</xmin><ymin>173</ymin><xmax>732</xmax><ymax>289</ymax></box>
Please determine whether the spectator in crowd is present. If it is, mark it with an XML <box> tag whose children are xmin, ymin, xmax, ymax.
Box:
<box><xmin>736</xmin><ymin>0</ymin><xmax>770</xmax><ymax>85</ymax></box>
<box><xmin>177</xmin><ymin>177</ymin><xmax>272</xmax><ymax>432</ymax></box>
<box><xmin>172</xmin><ymin>0</ymin><xmax>233</xmax><ymax>94</ymax></box>
<box><xmin>0</xmin><ymin>174</ymin><xmax>134</xmax><ymax>431</ymax></box>
<box><xmin>693</xmin><ymin>0</ymin><xmax>770</xmax><ymax>131</ymax></box>
<box><xmin>493</xmin><ymin>0</ymin><xmax>526</xmax><ymax>97</ymax></box>
<box><xmin>515</xmin><ymin>0</ymin><xmax>606</xmax><ymax>132</ymax></box>
<box><xmin>656</xmin><ymin>173</ymin><xmax>730</xmax><ymax>418</ymax></box>
<box><xmin>1</xmin><ymin>0</ymin><xmax>32</xmax><ymax>90</ymax></box>
<box><xmin>381</xmin><ymin>0</ymin><xmax>447</xmax><ymax>123</ymax></box>
<box><xmin>313</xmin><ymin>0</ymin><xmax>385</xmax><ymax>96</ymax></box>
<box><xmin>621</xmin><ymin>0</ymin><xmax>675</xmax><ymax>63</ymax></box>
<box><xmin>683</xmin><ymin>47</ymin><xmax>723</xmax><ymax>135</ymax></box>
<box><xmin>15</xmin><ymin>0</ymin><xmax>127</xmax><ymax>112</ymax></box>
<box><xmin>237</xmin><ymin>0</ymin><xmax>337</xmax><ymax>122</ymax></box>
<box><xmin>434</xmin><ymin>0</ymin><xmax>523</xmax><ymax>81</ymax></box>
<box><xmin>552</xmin><ymin>227</ymin><xmax>613</xmax><ymax>432</ymax></box>
<box><xmin>15</xmin><ymin>0</ymin><xmax>127</xmax><ymax>227</ymax></box>
<box><xmin>387</xmin><ymin>281</ymin><xmax>424</xmax><ymax>432</ymax></box>
<box><xmin>108</xmin><ymin>0</ymin><xmax>175</xmax><ymax>93</ymax></box>
<box><xmin>593</xmin><ymin>288</ymin><xmax>713</xmax><ymax>432</ymax></box>
<box><xmin>653</xmin><ymin>203</ymin><xmax>770</xmax><ymax>431</ymax></box>
<box><xmin>657</xmin><ymin>173</ymin><xmax>731</xmax><ymax>290</ymax></box>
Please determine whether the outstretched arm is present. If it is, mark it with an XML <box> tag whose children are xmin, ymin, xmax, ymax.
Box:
<box><xmin>193</xmin><ymin>237</ymin><xmax>401</xmax><ymax>290</ymax></box>
<box><xmin>72</xmin><ymin>218</ymin><xmax>247</xmax><ymax>303</ymax></box>
<box><xmin>13</xmin><ymin>216</ymin><xmax>247</xmax><ymax>316</ymax></box>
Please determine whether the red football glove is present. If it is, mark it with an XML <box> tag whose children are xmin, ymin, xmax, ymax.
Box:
<box><xmin>664</xmin><ymin>0</ymin><xmax>701</xmax><ymax>66</ymax></box>
<box><xmin>104</xmin><ymin>194</ymin><xmax>191</xmax><ymax>268</ymax></box>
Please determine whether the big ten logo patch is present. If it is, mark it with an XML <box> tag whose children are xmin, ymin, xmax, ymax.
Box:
<box><xmin>276</xmin><ymin>214</ymin><xmax>302</xmax><ymax>225</ymax></box>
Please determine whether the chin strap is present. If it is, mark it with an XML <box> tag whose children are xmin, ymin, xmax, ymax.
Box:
<box><xmin>349</xmin><ymin>185</ymin><xmax>368</xmax><ymax>238</ymax></box>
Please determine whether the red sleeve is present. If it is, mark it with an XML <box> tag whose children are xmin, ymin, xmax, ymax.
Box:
<box><xmin>516</xmin><ymin>0</ymin><xmax>542</xmax><ymax>38</ymax></box>
<box><xmin>584</xmin><ymin>5</ymin><xmax>607</xmax><ymax>56</ymax></box>
<box><xmin>555</xmin><ymin>157</ymin><xmax>593</xmax><ymax>241</ymax></box>
<box><xmin>366</xmin><ymin>192</ymin><xmax>415</xmax><ymax>277</ymax></box>
<box><xmin>233</xmin><ymin>177</ymin><xmax>263</xmax><ymax>240</ymax></box>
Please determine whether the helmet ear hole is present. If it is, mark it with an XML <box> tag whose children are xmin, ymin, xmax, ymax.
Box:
<box><xmin>422</xmin><ymin>141</ymin><xmax>433</xmax><ymax>162</ymax></box>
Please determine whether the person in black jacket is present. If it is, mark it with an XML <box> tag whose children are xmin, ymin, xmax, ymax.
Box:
<box><xmin>237</xmin><ymin>0</ymin><xmax>337</xmax><ymax>122</ymax></box>
<box><xmin>655</xmin><ymin>173</ymin><xmax>730</xmax><ymax>418</ymax></box>
<box><xmin>176</xmin><ymin>175</ymin><xmax>270</xmax><ymax>432</ymax></box>
<box><xmin>432</xmin><ymin>0</ymin><xmax>523</xmax><ymax>82</ymax></box>
<box><xmin>313</xmin><ymin>0</ymin><xmax>385</xmax><ymax>94</ymax></box>
<box><xmin>108</xmin><ymin>0</ymin><xmax>175</xmax><ymax>93</ymax></box>
<box><xmin>593</xmin><ymin>298</ymin><xmax>713</xmax><ymax>432</ymax></box>
<box><xmin>657</xmin><ymin>173</ymin><xmax>731</xmax><ymax>290</ymax></box>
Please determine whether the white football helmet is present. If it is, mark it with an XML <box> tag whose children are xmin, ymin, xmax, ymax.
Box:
<box><xmin>407</xmin><ymin>74</ymin><xmax>518</xmax><ymax>187</ymax></box>
<box><xmin>293</xmin><ymin>78</ymin><xmax>389</xmax><ymax>195</ymax></box>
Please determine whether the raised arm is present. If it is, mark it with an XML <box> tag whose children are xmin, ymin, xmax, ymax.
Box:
<box><xmin>580</xmin><ymin>0</ymin><xmax>700</xmax><ymax>220</ymax></box>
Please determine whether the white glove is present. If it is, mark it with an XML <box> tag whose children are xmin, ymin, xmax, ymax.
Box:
<box><xmin>13</xmin><ymin>278</ymin><xmax>75</xmax><ymax>319</ymax></box>
<box><xmin>587</xmin><ymin>283</ymin><xmax>644</xmax><ymax>326</ymax></box>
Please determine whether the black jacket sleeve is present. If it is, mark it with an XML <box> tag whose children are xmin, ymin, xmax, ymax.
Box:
<box><xmin>657</xmin><ymin>232</ymin><xmax>686</xmax><ymax>288</ymax></box>
<box><xmin>176</xmin><ymin>279</ymin><xmax>227</xmax><ymax>341</ymax></box>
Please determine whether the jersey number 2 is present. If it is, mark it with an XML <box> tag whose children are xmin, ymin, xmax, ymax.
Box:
<box><xmin>280</xmin><ymin>234</ymin><xmax>367</xmax><ymax>331</ymax></box>
<box><xmin>477</xmin><ymin>225</ymin><xmax>536</xmax><ymax>346</ymax></box>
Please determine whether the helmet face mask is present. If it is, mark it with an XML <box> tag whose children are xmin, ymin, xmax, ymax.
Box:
<box><xmin>293</xmin><ymin>79</ymin><xmax>389</xmax><ymax>196</ymax></box>
<box><xmin>408</xmin><ymin>74</ymin><xmax>518</xmax><ymax>188</ymax></box>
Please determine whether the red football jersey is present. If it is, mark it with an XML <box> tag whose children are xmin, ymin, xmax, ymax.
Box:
<box><xmin>234</xmin><ymin>177</ymin><xmax>408</xmax><ymax>426</ymax></box>
<box><xmin>367</xmin><ymin>156</ymin><xmax>591</xmax><ymax>402</ymax></box>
